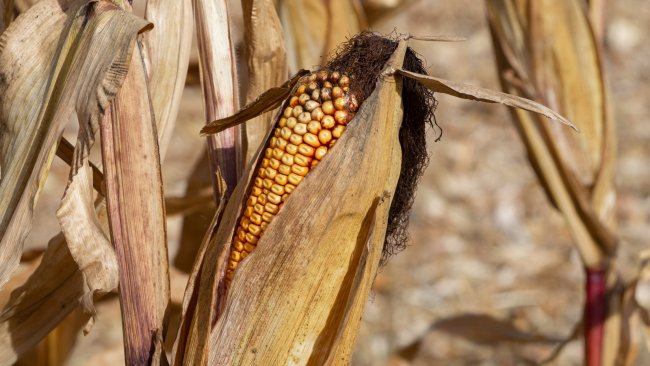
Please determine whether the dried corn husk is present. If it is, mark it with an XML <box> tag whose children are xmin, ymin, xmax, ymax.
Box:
<box><xmin>277</xmin><ymin>0</ymin><xmax>366</xmax><ymax>73</ymax></box>
<box><xmin>241</xmin><ymin>0</ymin><xmax>288</xmax><ymax>166</ymax></box>
<box><xmin>174</xmin><ymin>34</ymin><xmax>573</xmax><ymax>365</ymax></box>
<box><xmin>144</xmin><ymin>0</ymin><xmax>193</xmax><ymax>159</ymax></box>
<box><xmin>0</xmin><ymin>0</ymin><xmax>150</xmax><ymax>290</ymax></box>
<box><xmin>193</xmin><ymin>0</ymin><xmax>241</xmax><ymax>196</ymax></box>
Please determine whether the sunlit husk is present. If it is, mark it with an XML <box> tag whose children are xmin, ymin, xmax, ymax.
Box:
<box><xmin>277</xmin><ymin>0</ymin><xmax>365</xmax><ymax>73</ymax></box>
<box><xmin>175</xmin><ymin>34</ymin><xmax>573</xmax><ymax>364</ymax></box>
<box><xmin>241</xmin><ymin>0</ymin><xmax>288</xmax><ymax>166</ymax></box>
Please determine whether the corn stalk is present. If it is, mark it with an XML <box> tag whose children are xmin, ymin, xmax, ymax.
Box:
<box><xmin>486</xmin><ymin>1</ymin><xmax>621</xmax><ymax>364</ymax></box>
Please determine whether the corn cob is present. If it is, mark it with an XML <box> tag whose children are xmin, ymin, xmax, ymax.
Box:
<box><xmin>226</xmin><ymin>70</ymin><xmax>359</xmax><ymax>283</ymax></box>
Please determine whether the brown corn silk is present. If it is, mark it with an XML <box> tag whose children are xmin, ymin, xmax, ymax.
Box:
<box><xmin>226</xmin><ymin>70</ymin><xmax>358</xmax><ymax>283</ymax></box>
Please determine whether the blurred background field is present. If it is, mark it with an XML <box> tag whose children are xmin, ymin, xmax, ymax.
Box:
<box><xmin>20</xmin><ymin>0</ymin><xmax>649</xmax><ymax>365</ymax></box>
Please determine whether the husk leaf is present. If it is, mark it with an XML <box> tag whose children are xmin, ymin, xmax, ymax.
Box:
<box><xmin>144</xmin><ymin>0</ymin><xmax>193</xmax><ymax>159</ymax></box>
<box><xmin>193</xmin><ymin>0</ymin><xmax>241</xmax><ymax>195</ymax></box>
<box><xmin>99</xmin><ymin>42</ymin><xmax>169</xmax><ymax>366</ymax></box>
<box><xmin>278</xmin><ymin>0</ymin><xmax>364</xmax><ymax>73</ymax></box>
<box><xmin>0</xmin><ymin>0</ymin><xmax>151</xmax><ymax>289</ymax></box>
<box><xmin>241</xmin><ymin>0</ymin><xmax>288</xmax><ymax>166</ymax></box>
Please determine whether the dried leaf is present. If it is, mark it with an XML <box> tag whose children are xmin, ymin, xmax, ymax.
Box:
<box><xmin>0</xmin><ymin>235</ymin><xmax>87</xmax><ymax>364</ymax></box>
<box><xmin>278</xmin><ymin>0</ymin><xmax>364</xmax><ymax>73</ymax></box>
<box><xmin>193</xmin><ymin>0</ymin><xmax>242</xmax><ymax>195</ymax></box>
<box><xmin>100</xmin><ymin>43</ymin><xmax>169</xmax><ymax>366</ymax></box>
<box><xmin>241</xmin><ymin>0</ymin><xmax>288</xmax><ymax>166</ymax></box>
<box><xmin>486</xmin><ymin>0</ymin><xmax>617</xmax><ymax>267</ymax></box>
<box><xmin>57</xmin><ymin>164</ymin><xmax>116</xmax><ymax>320</ymax></box>
<box><xmin>144</xmin><ymin>0</ymin><xmax>193</xmax><ymax>158</ymax></box>
<box><xmin>396</xmin><ymin>68</ymin><xmax>575</xmax><ymax>129</ymax></box>
<box><xmin>0</xmin><ymin>0</ymin><xmax>150</xmax><ymax>289</ymax></box>
<box><xmin>200</xmin><ymin>69</ymin><xmax>308</xmax><ymax>135</ymax></box>
<box><xmin>429</xmin><ymin>314</ymin><xmax>562</xmax><ymax>345</ymax></box>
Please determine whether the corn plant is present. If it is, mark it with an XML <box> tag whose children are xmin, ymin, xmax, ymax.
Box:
<box><xmin>0</xmin><ymin>1</ymin><xmax>574</xmax><ymax>365</ymax></box>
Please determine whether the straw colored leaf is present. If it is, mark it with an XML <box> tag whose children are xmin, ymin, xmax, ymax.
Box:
<box><xmin>0</xmin><ymin>0</ymin><xmax>150</xmax><ymax>289</ymax></box>
<box><xmin>193</xmin><ymin>0</ymin><xmax>241</xmax><ymax>194</ymax></box>
<box><xmin>486</xmin><ymin>0</ymin><xmax>617</xmax><ymax>268</ymax></box>
<box><xmin>144</xmin><ymin>0</ymin><xmax>193</xmax><ymax>158</ymax></box>
<box><xmin>396</xmin><ymin>69</ymin><xmax>575</xmax><ymax>129</ymax></box>
<box><xmin>172</xmin><ymin>172</ymin><xmax>227</xmax><ymax>366</ymax></box>
<box><xmin>0</xmin><ymin>235</ymin><xmax>87</xmax><ymax>364</ymax></box>
<box><xmin>278</xmin><ymin>0</ymin><xmax>365</xmax><ymax>73</ymax></box>
<box><xmin>241</xmin><ymin>0</ymin><xmax>288</xmax><ymax>166</ymax></box>
<box><xmin>100</xmin><ymin>43</ymin><xmax>169</xmax><ymax>366</ymax></box>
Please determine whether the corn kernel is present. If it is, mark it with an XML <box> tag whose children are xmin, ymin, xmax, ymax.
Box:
<box><xmin>274</xmin><ymin>174</ymin><xmax>288</xmax><ymax>185</ymax></box>
<box><xmin>278</xmin><ymin>164</ymin><xmax>291</xmax><ymax>175</ymax></box>
<box><xmin>292</xmin><ymin>165</ymin><xmax>309</xmax><ymax>176</ymax></box>
<box><xmin>289</xmin><ymin>134</ymin><xmax>303</xmax><ymax>146</ymax></box>
<box><xmin>298</xmin><ymin>144</ymin><xmax>315</xmax><ymax>157</ymax></box>
<box><xmin>315</xmin><ymin>145</ymin><xmax>328</xmax><ymax>160</ymax></box>
<box><xmin>321</xmin><ymin>115</ymin><xmax>335</xmax><ymax>129</ymax></box>
<box><xmin>286</xmin><ymin>144</ymin><xmax>298</xmax><ymax>155</ymax></box>
<box><xmin>288</xmin><ymin>173</ymin><xmax>303</xmax><ymax>185</ymax></box>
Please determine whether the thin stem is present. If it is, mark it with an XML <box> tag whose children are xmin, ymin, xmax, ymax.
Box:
<box><xmin>585</xmin><ymin>267</ymin><xmax>606</xmax><ymax>366</ymax></box>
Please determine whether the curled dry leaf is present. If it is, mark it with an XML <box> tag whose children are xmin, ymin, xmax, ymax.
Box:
<box><xmin>395</xmin><ymin>69</ymin><xmax>575</xmax><ymax>129</ymax></box>
<box><xmin>0</xmin><ymin>0</ymin><xmax>150</xmax><ymax>289</ymax></box>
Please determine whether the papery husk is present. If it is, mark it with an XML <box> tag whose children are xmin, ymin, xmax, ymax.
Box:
<box><xmin>100</xmin><ymin>42</ymin><xmax>169</xmax><ymax>366</ymax></box>
<box><xmin>193</xmin><ymin>0</ymin><xmax>241</xmax><ymax>195</ymax></box>
<box><xmin>241</xmin><ymin>0</ymin><xmax>288</xmax><ymax>166</ymax></box>
<box><xmin>0</xmin><ymin>235</ymin><xmax>86</xmax><ymax>365</ymax></box>
<box><xmin>144</xmin><ymin>0</ymin><xmax>193</xmax><ymax>159</ymax></box>
<box><xmin>278</xmin><ymin>0</ymin><xmax>365</xmax><ymax>73</ymax></box>
<box><xmin>0</xmin><ymin>0</ymin><xmax>151</xmax><ymax>290</ymax></box>
<box><xmin>177</xmin><ymin>33</ymin><xmax>573</xmax><ymax>364</ymax></box>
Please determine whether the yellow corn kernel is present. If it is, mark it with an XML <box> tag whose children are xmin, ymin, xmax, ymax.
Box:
<box><xmin>226</xmin><ymin>70</ymin><xmax>358</xmax><ymax>286</ymax></box>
